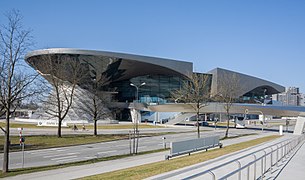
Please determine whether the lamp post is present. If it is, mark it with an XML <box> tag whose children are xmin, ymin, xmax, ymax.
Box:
<box><xmin>129</xmin><ymin>82</ymin><xmax>145</xmax><ymax>154</ymax></box>
<box><xmin>245</xmin><ymin>109</ymin><xmax>265</xmax><ymax>131</ymax></box>
<box><xmin>130</xmin><ymin>82</ymin><xmax>146</xmax><ymax>102</ymax></box>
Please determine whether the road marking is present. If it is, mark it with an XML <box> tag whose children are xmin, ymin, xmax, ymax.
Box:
<box><xmin>44</xmin><ymin>152</ymin><xmax>80</xmax><ymax>158</ymax></box>
<box><xmin>27</xmin><ymin>148</ymin><xmax>62</xmax><ymax>154</ymax></box>
<box><xmin>51</xmin><ymin>155</ymin><xmax>77</xmax><ymax>161</ymax></box>
<box><xmin>115</xmin><ymin>144</ymin><xmax>129</xmax><ymax>147</ymax></box>
<box><xmin>29</xmin><ymin>151</ymin><xmax>59</xmax><ymax>155</ymax></box>
<box><xmin>56</xmin><ymin>157</ymin><xmax>80</xmax><ymax>163</ymax></box>
<box><xmin>84</xmin><ymin>156</ymin><xmax>96</xmax><ymax>159</ymax></box>
<box><xmin>101</xmin><ymin>141</ymin><xmax>113</xmax><ymax>144</ymax></box>
<box><xmin>56</xmin><ymin>149</ymin><xmax>67</xmax><ymax>152</ymax></box>
<box><xmin>97</xmin><ymin>150</ymin><xmax>117</xmax><ymax>154</ymax></box>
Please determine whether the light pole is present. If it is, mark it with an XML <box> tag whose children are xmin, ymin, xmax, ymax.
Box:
<box><xmin>129</xmin><ymin>82</ymin><xmax>145</xmax><ymax>154</ymax></box>
<box><xmin>245</xmin><ymin>109</ymin><xmax>265</xmax><ymax>131</ymax></box>
<box><xmin>130</xmin><ymin>82</ymin><xmax>146</xmax><ymax>102</ymax></box>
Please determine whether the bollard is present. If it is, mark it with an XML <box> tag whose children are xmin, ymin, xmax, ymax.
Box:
<box><xmin>279</xmin><ymin>125</ymin><xmax>283</xmax><ymax>135</ymax></box>
<box><xmin>162</xmin><ymin>137</ymin><xmax>166</xmax><ymax>149</ymax></box>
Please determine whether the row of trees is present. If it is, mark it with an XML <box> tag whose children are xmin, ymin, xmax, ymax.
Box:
<box><xmin>172</xmin><ymin>72</ymin><xmax>241</xmax><ymax>139</ymax></box>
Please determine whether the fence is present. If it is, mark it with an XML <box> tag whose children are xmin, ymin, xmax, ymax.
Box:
<box><xmin>166</xmin><ymin>136</ymin><xmax>222</xmax><ymax>160</ymax></box>
<box><xmin>183</xmin><ymin>135</ymin><xmax>305</xmax><ymax>180</ymax></box>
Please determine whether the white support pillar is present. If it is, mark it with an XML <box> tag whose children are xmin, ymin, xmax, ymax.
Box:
<box><xmin>155</xmin><ymin>112</ymin><xmax>160</xmax><ymax>124</ymax></box>
<box><xmin>130</xmin><ymin>108</ymin><xmax>141</xmax><ymax>124</ymax></box>
<box><xmin>293</xmin><ymin>116</ymin><xmax>305</xmax><ymax>135</ymax></box>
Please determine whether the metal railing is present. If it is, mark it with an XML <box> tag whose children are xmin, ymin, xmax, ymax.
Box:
<box><xmin>166</xmin><ymin>136</ymin><xmax>222</xmax><ymax>160</ymax></box>
<box><xmin>183</xmin><ymin>135</ymin><xmax>305</xmax><ymax>180</ymax></box>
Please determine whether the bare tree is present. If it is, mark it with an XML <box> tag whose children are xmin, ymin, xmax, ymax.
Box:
<box><xmin>37</xmin><ymin>53</ymin><xmax>86</xmax><ymax>138</ymax></box>
<box><xmin>171</xmin><ymin>73</ymin><xmax>211</xmax><ymax>138</ymax></box>
<box><xmin>216</xmin><ymin>72</ymin><xmax>242</xmax><ymax>138</ymax></box>
<box><xmin>76</xmin><ymin>75</ymin><xmax>113</xmax><ymax>136</ymax></box>
<box><xmin>0</xmin><ymin>9</ymin><xmax>38</xmax><ymax>173</ymax></box>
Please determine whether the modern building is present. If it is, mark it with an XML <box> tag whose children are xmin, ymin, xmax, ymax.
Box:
<box><xmin>272</xmin><ymin>87</ymin><xmax>302</xmax><ymax>106</ymax></box>
<box><xmin>25</xmin><ymin>48</ymin><xmax>285</xmax><ymax>121</ymax></box>
<box><xmin>299</xmin><ymin>94</ymin><xmax>305</xmax><ymax>106</ymax></box>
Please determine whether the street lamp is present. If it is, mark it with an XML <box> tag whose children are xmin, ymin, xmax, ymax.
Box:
<box><xmin>130</xmin><ymin>82</ymin><xmax>146</xmax><ymax>102</ymax></box>
<box><xmin>129</xmin><ymin>82</ymin><xmax>145</xmax><ymax>155</ymax></box>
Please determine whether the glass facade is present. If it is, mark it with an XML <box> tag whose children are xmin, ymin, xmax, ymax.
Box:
<box><xmin>110</xmin><ymin>75</ymin><xmax>185</xmax><ymax>104</ymax></box>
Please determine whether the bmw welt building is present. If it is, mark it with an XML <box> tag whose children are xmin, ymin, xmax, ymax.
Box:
<box><xmin>25</xmin><ymin>48</ymin><xmax>285</xmax><ymax>121</ymax></box>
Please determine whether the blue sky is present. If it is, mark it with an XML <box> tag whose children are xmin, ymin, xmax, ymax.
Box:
<box><xmin>1</xmin><ymin>0</ymin><xmax>305</xmax><ymax>91</ymax></box>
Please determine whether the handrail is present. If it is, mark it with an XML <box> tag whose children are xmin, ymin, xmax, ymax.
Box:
<box><xmin>219</xmin><ymin>135</ymin><xmax>305</xmax><ymax>180</ymax></box>
<box><xmin>182</xmin><ymin>135</ymin><xmax>305</xmax><ymax>180</ymax></box>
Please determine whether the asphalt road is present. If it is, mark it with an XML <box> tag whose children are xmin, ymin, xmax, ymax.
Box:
<box><xmin>0</xmin><ymin>128</ymin><xmax>261</xmax><ymax>170</ymax></box>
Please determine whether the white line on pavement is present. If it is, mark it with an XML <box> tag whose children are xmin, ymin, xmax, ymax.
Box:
<box><xmin>51</xmin><ymin>155</ymin><xmax>78</xmax><ymax>161</ymax></box>
<box><xmin>56</xmin><ymin>157</ymin><xmax>80</xmax><ymax>163</ymax></box>
<box><xmin>56</xmin><ymin>149</ymin><xmax>67</xmax><ymax>152</ymax></box>
<box><xmin>29</xmin><ymin>151</ymin><xmax>59</xmax><ymax>155</ymax></box>
<box><xmin>115</xmin><ymin>144</ymin><xmax>129</xmax><ymax>147</ymax></box>
<box><xmin>84</xmin><ymin>156</ymin><xmax>97</xmax><ymax>159</ymax></box>
<box><xmin>44</xmin><ymin>152</ymin><xmax>80</xmax><ymax>158</ymax></box>
<box><xmin>27</xmin><ymin>148</ymin><xmax>62</xmax><ymax>153</ymax></box>
<box><xmin>97</xmin><ymin>150</ymin><xmax>117</xmax><ymax>154</ymax></box>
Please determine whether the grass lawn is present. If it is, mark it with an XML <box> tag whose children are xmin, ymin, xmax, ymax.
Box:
<box><xmin>82</xmin><ymin>135</ymin><xmax>280</xmax><ymax>180</ymax></box>
<box><xmin>85</xmin><ymin>124</ymin><xmax>164</xmax><ymax>129</ymax></box>
<box><xmin>0</xmin><ymin>122</ymin><xmax>60</xmax><ymax>129</ymax></box>
<box><xmin>210</xmin><ymin>122</ymin><xmax>235</xmax><ymax>127</ymax></box>
<box><xmin>0</xmin><ymin>122</ymin><xmax>163</xmax><ymax>130</ymax></box>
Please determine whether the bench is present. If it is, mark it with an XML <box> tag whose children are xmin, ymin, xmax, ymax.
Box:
<box><xmin>166</xmin><ymin>136</ymin><xmax>222</xmax><ymax>160</ymax></box>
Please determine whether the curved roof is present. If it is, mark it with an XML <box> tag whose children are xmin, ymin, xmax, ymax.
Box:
<box><xmin>208</xmin><ymin>68</ymin><xmax>285</xmax><ymax>97</ymax></box>
<box><xmin>25</xmin><ymin>48</ymin><xmax>285</xmax><ymax>99</ymax></box>
<box><xmin>25</xmin><ymin>48</ymin><xmax>193</xmax><ymax>80</ymax></box>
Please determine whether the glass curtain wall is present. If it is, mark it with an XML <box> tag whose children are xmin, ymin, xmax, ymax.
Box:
<box><xmin>111</xmin><ymin>75</ymin><xmax>185</xmax><ymax>103</ymax></box>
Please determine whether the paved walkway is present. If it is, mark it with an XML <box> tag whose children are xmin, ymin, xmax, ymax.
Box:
<box><xmin>4</xmin><ymin>132</ymin><xmax>278</xmax><ymax>180</ymax></box>
<box><xmin>147</xmin><ymin>134</ymin><xmax>294</xmax><ymax>180</ymax></box>
<box><xmin>274</xmin><ymin>138</ymin><xmax>305</xmax><ymax>180</ymax></box>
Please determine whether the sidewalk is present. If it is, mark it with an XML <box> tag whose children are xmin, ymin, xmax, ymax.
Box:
<box><xmin>273</xmin><ymin>138</ymin><xmax>305</xmax><ymax>180</ymax></box>
<box><xmin>4</xmin><ymin>132</ymin><xmax>279</xmax><ymax>180</ymax></box>
<box><xmin>147</xmin><ymin>134</ymin><xmax>293</xmax><ymax>180</ymax></box>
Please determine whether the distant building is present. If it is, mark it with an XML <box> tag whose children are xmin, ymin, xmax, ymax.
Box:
<box><xmin>272</xmin><ymin>87</ymin><xmax>301</xmax><ymax>106</ymax></box>
<box><xmin>299</xmin><ymin>94</ymin><xmax>305</xmax><ymax>106</ymax></box>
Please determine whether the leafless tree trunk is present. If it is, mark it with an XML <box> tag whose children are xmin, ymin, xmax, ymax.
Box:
<box><xmin>35</xmin><ymin>53</ymin><xmax>86</xmax><ymax>138</ymax></box>
<box><xmin>75</xmin><ymin>75</ymin><xmax>113</xmax><ymax>136</ymax></box>
<box><xmin>215</xmin><ymin>72</ymin><xmax>242</xmax><ymax>138</ymax></box>
<box><xmin>171</xmin><ymin>73</ymin><xmax>211</xmax><ymax>138</ymax></box>
<box><xmin>0</xmin><ymin>10</ymin><xmax>37</xmax><ymax>173</ymax></box>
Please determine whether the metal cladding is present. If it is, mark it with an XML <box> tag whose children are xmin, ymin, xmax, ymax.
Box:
<box><xmin>26</xmin><ymin>48</ymin><xmax>285</xmax><ymax>101</ymax></box>
<box><xmin>208</xmin><ymin>68</ymin><xmax>285</xmax><ymax>97</ymax></box>
<box><xmin>25</xmin><ymin>48</ymin><xmax>194</xmax><ymax>82</ymax></box>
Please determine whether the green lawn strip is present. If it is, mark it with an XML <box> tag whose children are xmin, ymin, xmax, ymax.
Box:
<box><xmin>0</xmin><ymin>148</ymin><xmax>169</xmax><ymax>178</ymax></box>
<box><xmin>86</xmin><ymin>124</ymin><xmax>164</xmax><ymax>129</ymax></box>
<box><xmin>0</xmin><ymin>122</ymin><xmax>163</xmax><ymax>129</ymax></box>
<box><xmin>81</xmin><ymin>135</ymin><xmax>280</xmax><ymax>180</ymax></box>
<box><xmin>208</xmin><ymin>122</ymin><xmax>235</xmax><ymax>127</ymax></box>
<box><xmin>0</xmin><ymin>122</ymin><xmax>62</xmax><ymax>129</ymax></box>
